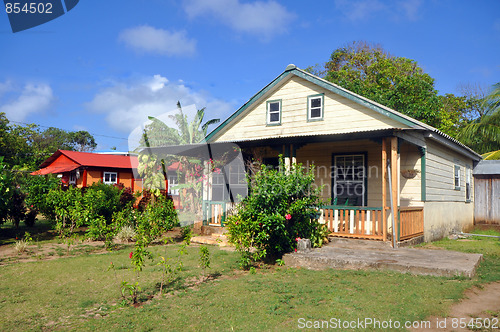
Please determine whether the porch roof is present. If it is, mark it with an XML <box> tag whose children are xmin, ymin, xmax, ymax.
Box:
<box><xmin>224</xmin><ymin>128</ymin><xmax>402</xmax><ymax>147</ymax></box>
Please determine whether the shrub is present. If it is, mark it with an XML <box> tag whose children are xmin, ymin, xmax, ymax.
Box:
<box><xmin>8</xmin><ymin>187</ymin><xmax>26</xmax><ymax>228</ymax></box>
<box><xmin>23</xmin><ymin>174</ymin><xmax>60</xmax><ymax>220</ymax></box>
<box><xmin>24</xmin><ymin>209</ymin><xmax>37</xmax><ymax>227</ymax></box>
<box><xmin>114</xmin><ymin>225</ymin><xmax>137</xmax><ymax>243</ymax></box>
<box><xmin>226</xmin><ymin>157</ymin><xmax>324</xmax><ymax>262</ymax></box>
<box><xmin>0</xmin><ymin>157</ymin><xmax>13</xmax><ymax>225</ymax></box>
<box><xmin>14</xmin><ymin>239</ymin><xmax>29</xmax><ymax>254</ymax></box>
<box><xmin>137</xmin><ymin>194</ymin><xmax>179</xmax><ymax>242</ymax></box>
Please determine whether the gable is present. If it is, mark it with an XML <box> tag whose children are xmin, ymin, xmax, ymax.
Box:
<box><xmin>210</xmin><ymin>75</ymin><xmax>410</xmax><ymax>143</ymax></box>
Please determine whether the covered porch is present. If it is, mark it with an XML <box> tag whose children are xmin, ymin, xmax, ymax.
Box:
<box><xmin>202</xmin><ymin>129</ymin><xmax>426</xmax><ymax>243</ymax></box>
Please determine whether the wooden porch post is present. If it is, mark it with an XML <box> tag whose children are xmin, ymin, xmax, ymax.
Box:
<box><xmin>390</xmin><ymin>137</ymin><xmax>398</xmax><ymax>241</ymax></box>
<box><xmin>382</xmin><ymin>138</ymin><xmax>387</xmax><ymax>241</ymax></box>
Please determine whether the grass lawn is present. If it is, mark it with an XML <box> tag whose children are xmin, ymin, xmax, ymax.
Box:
<box><xmin>0</xmin><ymin>227</ymin><xmax>499</xmax><ymax>331</ymax></box>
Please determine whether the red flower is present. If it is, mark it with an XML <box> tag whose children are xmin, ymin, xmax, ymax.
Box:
<box><xmin>295</xmin><ymin>237</ymin><xmax>301</xmax><ymax>242</ymax></box>
<box><xmin>295</xmin><ymin>248</ymin><xmax>297</xmax><ymax>252</ymax></box>
<box><xmin>285</xmin><ymin>214</ymin><xmax>292</xmax><ymax>220</ymax></box>
<box><xmin>259</xmin><ymin>223</ymin><xmax>262</xmax><ymax>227</ymax></box>
<box><xmin>129</xmin><ymin>252</ymin><xmax>133</xmax><ymax>259</ymax></box>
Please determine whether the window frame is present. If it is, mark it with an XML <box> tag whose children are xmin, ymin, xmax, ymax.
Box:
<box><xmin>103</xmin><ymin>171</ymin><xmax>118</xmax><ymax>185</ymax></box>
<box><xmin>307</xmin><ymin>94</ymin><xmax>324</xmax><ymax>122</ymax></box>
<box><xmin>465</xmin><ymin>166</ymin><xmax>471</xmax><ymax>202</ymax></box>
<box><xmin>454</xmin><ymin>165</ymin><xmax>461</xmax><ymax>191</ymax></box>
<box><xmin>266</xmin><ymin>99</ymin><xmax>282</xmax><ymax>126</ymax></box>
<box><xmin>211</xmin><ymin>162</ymin><xmax>248</xmax><ymax>202</ymax></box>
<box><xmin>168</xmin><ymin>174</ymin><xmax>179</xmax><ymax>196</ymax></box>
<box><xmin>331</xmin><ymin>153</ymin><xmax>367</xmax><ymax>207</ymax></box>
<box><xmin>69</xmin><ymin>171</ymin><xmax>77</xmax><ymax>185</ymax></box>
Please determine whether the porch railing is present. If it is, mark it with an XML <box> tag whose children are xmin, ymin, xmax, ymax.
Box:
<box><xmin>398</xmin><ymin>207</ymin><xmax>424</xmax><ymax>240</ymax></box>
<box><xmin>322</xmin><ymin>205</ymin><xmax>424</xmax><ymax>241</ymax></box>
<box><xmin>321</xmin><ymin>206</ymin><xmax>385</xmax><ymax>240</ymax></box>
<box><xmin>202</xmin><ymin>201</ymin><xmax>234</xmax><ymax>226</ymax></box>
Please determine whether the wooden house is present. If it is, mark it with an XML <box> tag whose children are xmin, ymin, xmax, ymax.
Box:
<box><xmin>202</xmin><ymin>64</ymin><xmax>482</xmax><ymax>243</ymax></box>
<box><xmin>31</xmin><ymin>150</ymin><xmax>143</xmax><ymax>190</ymax></box>
<box><xmin>32</xmin><ymin>150</ymin><xmax>185</xmax><ymax>208</ymax></box>
<box><xmin>473</xmin><ymin>160</ymin><xmax>500</xmax><ymax>225</ymax></box>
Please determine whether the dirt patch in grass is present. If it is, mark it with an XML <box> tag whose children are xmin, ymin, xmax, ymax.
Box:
<box><xmin>411</xmin><ymin>281</ymin><xmax>500</xmax><ymax>331</ymax></box>
<box><xmin>0</xmin><ymin>240</ymin><xmax>108</xmax><ymax>265</ymax></box>
<box><xmin>0</xmin><ymin>228</ymin><xmax>186</xmax><ymax>266</ymax></box>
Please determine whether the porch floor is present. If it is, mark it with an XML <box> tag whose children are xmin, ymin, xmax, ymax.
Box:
<box><xmin>282</xmin><ymin>238</ymin><xmax>483</xmax><ymax>278</ymax></box>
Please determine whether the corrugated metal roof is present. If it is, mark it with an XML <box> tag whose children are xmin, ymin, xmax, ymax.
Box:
<box><xmin>39</xmin><ymin>150</ymin><xmax>138</xmax><ymax>169</ymax></box>
<box><xmin>212</xmin><ymin>128</ymin><xmax>400</xmax><ymax>144</ymax></box>
<box><xmin>473</xmin><ymin>160</ymin><xmax>500</xmax><ymax>175</ymax></box>
<box><xmin>30</xmin><ymin>164</ymin><xmax>79</xmax><ymax>175</ymax></box>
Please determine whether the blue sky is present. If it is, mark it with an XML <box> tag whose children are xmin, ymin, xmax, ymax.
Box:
<box><xmin>1</xmin><ymin>0</ymin><xmax>499</xmax><ymax>151</ymax></box>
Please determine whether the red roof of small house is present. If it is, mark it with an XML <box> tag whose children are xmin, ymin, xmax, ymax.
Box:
<box><xmin>31</xmin><ymin>150</ymin><xmax>138</xmax><ymax>175</ymax></box>
<box><xmin>31</xmin><ymin>150</ymin><xmax>183</xmax><ymax>175</ymax></box>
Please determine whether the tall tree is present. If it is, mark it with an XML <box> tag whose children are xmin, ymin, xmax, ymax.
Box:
<box><xmin>0</xmin><ymin>112</ymin><xmax>97</xmax><ymax>170</ymax></box>
<box><xmin>323</xmin><ymin>41</ymin><xmax>444</xmax><ymax>129</ymax></box>
<box><xmin>138</xmin><ymin>102</ymin><xmax>220</xmax><ymax>213</ymax></box>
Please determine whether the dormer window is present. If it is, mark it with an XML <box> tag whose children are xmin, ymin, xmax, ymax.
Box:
<box><xmin>267</xmin><ymin>100</ymin><xmax>281</xmax><ymax>125</ymax></box>
<box><xmin>308</xmin><ymin>94</ymin><xmax>324</xmax><ymax>121</ymax></box>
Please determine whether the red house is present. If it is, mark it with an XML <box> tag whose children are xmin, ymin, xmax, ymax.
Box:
<box><xmin>31</xmin><ymin>150</ymin><xmax>184</xmax><ymax>208</ymax></box>
<box><xmin>30</xmin><ymin>150</ymin><xmax>143</xmax><ymax>190</ymax></box>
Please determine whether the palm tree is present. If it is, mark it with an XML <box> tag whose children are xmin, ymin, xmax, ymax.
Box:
<box><xmin>138</xmin><ymin>102</ymin><xmax>220</xmax><ymax>212</ymax></box>
<box><xmin>458</xmin><ymin>83</ymin><xmax>500</xmax><ymax>154</ymax></box>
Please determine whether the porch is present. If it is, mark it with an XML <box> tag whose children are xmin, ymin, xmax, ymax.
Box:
<box><xmin>202</xmin><ymin>133</ymin><xmax>426</xmax><ymax>243</ymax></box>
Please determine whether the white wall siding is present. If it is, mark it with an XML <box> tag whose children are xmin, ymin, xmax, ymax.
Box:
<box><xmin>399</xmin><ymin>142</ymin><xmax>422</xmax><ymax>207</ymax></box>
<box><xmin>425</xmin><ymin>140</ymin><xmax>473</xmax><ymax>202</ymax></box>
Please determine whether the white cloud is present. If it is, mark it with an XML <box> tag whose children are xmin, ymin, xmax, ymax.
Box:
<box><xmin>87</xmin><ymin>75</ymin><xmax>233</xmax><ymax>136</ymax></box>
<box><xmin>334</xmin><ymin>0</ymin><xmax>385</xmax><ymax>21</ymax></box>
<box><xmin>335</xmin><ymin>0</ymin><xmax>422</xmax><ymax>22</ymax></box>
<box><xmin>397</xmin><ymin>0</ymin><xmax>422</xmax><ymax>21</ymax></box>
<box><xmin>183</xmin><ymin>0</ymin><xmax>295</xmax><ymax>41</ymax></box>
<box><xmin>0</xmin><ymin>82</ymin><xmax>54</xmax><ymax>121</ymax></box>
<box><xmin>119</xmin><ymin>25</ymin><xmax>196</xmax><ymax>57</ymax></box>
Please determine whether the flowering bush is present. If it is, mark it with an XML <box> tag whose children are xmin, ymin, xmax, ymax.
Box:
<box><xmin>226</xmin><ymin>156</ymin><xmax>324</xmax><ymax>263</ymax></box>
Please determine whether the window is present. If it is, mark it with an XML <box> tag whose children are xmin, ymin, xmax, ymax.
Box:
<box><xmin>267</xmin><ymin>100</ymin><xmax>281</xmax><ymax>125</ymax></box>
<box><xmin>103</xmin><ymin>172</ymin><xmax>117</xmax><ymax>185</ymax></box>
<box><xmin>308</xmin><ymin>94</ymin><xmax>323</xmax><ymax>121</ymax></box>
<box><xmin>465</xmin><ymin>167</ymin><xmax>471</xmax><ymax>201</ymax></box>
<box><xmin>168</xmin><ymin>174</ymin><xmax>179</xmax><ymax>195</ymax></box>
<box><xmin>211</xmin><ymin>162</ymin><xmax>247</xmax><ymax>202</ymax></box>
<box><xmin>69</xmin><ymin>171</ymin><xmax>77</xmax><ymax>185</ymax></box>
<box><xmin>454</xmin><ymin>165</ymin><xmax>460</xmax><ymax>190</ymax></box>
<box><xmin>333</xmin><ymin>154</ymin><xmax>366</xmax><ymax>206</ymax></box>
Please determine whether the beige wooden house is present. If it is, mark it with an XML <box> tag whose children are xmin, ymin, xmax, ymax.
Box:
<box><xmin>203</xmin><ymin>64</ymin><xmax>481</xmax><ymax>242</ymax></box>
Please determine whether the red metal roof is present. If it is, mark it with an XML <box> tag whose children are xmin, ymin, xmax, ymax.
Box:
<box><xmin>39</xmin><ymin>150</ymin><xmax>138</xmax><ymax>169</ymax></box>
<box><xmin>31</xmin><ymin>164</ymin><xmax>79</xmax><ymax>175</ymax></box>
<box><xmin>32</xmin><ymin>150</ymin><xmax>181</xmax><ymax>175</ymax></box>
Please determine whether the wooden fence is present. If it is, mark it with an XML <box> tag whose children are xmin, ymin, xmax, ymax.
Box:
<box><xmin>322</xmin><ymin>205</ymin><xmax>424</xmax><ymax>241</ymax></box>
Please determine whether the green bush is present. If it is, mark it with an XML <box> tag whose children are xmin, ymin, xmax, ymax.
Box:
<box><xmin>0</xmin><ymin>156</ymin><xmax>13</xmax><ymax>224</ymax></box>
<box><xmin>24</xmin><ymin>175</ymin><xmax>60</xmax><ymax>219</ymax></box>
<box><xmin>137</xmin><ymin>194</ymin><xmax>179</xmax><ymax>242</ymax></box>
<box><xmin>226</xmin><ymin>157</ymin><xmax>324</xmax><ymax>262</ymax></box>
